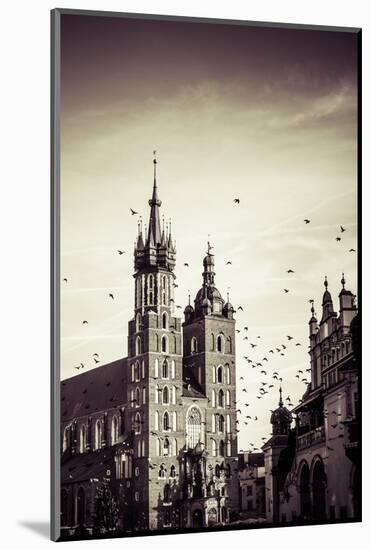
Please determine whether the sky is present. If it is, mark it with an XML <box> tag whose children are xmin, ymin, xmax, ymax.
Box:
<box><xmin>60</xmin><ymin>13</ymin><xmax>358</xmax><ymax>451</ymax></box>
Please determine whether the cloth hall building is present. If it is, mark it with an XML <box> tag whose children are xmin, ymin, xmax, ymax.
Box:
<box><xmin>60</xmin><ymin>163</ymin><xmax>239</xmax><ymax>537</ymax></box>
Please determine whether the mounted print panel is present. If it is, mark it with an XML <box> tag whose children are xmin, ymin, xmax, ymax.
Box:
<box><xmin>51</xmin><ymin>8</ymin><xmax>361</xmax><ymax>542</ymax></box>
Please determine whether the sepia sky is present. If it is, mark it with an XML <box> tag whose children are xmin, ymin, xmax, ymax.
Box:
<box><xmin>60</xmin><ymin>14</ymin><xmax>358</xmax><ymax>450</ymax></box>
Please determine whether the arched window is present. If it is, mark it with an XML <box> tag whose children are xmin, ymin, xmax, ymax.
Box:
<box><xmin>162</xmin><ymin>276</ymin><xmax>167</xmax><ymax>305</ymax></box>
<box><xmin>135</xmin><ymin>336</ymin><xmax>142</xmax><ymax>355</ymax></box>
<box><xmin>163</xmin><ymin>411</ymin><xmax>170</xmax><ymax>431</ymax></box>
<box><xmin>155</xmin><ymin>384</ymin><xmax>159</xmax><ymax>404</ymax></box>
<box><xmin>141</xmin><ymin>439</ymin><xmax>145</xmax><ymax>456</ymax></box>
<box><xmin>159</xmin><ymin>465</ymin><xmax>165</xmax><ymax>477</ymax></box>
<box><xmin>217</xmin><ymin>366</ymin><xmax>223</xmax><ymax>384</ymax></box>
<box><xmin>79</xmin><ymin>425</ymin><xmax>86</xmax><ymax>453</ymax></box>
<box><xmin>226</xmin><ymin>415</ymin><xmax>231</xmax><ymax>433</ymax></box>
<box><xmin>211</xmin><ymin>389</ymin><xmax>216</xmax><ymax>408</ymax></box>
<box><xmin>148</xmin><ymin>274</ymin><xmax>154</xmax><ymax>304</ymax></box>
<box><xmin>162</xmin><ymin>335</ymin><xmax>168</xmax><ymax>353</ymax></box>
<box><xmin>76</xmin><ymin>487</ymin><xmax>85</xmax><ymax>526</ymax></box>
<box><xmin>63</xmin><ymin>427</ymin><xmax>69</xmax><ymax>452</ymax></box>
<box><xmin>218</xmin><ymin>389</ymin><xmax>224</xmax><ymax>408</ymax></box>
<box><xmin>137</xmin><ymin>439</ymin><xmax>141</xmax><ymax>457</ymax></box>
<box><xmin>163</xmin><ymin>386</ymin><xmax>169</xmax><ymax>405</ymax></box>
<box><xmin>191</xmin><ymin>337</ymin><xmax>198</xmax><ymax>353</ymax></box>
<box><xmin>226</xmin><ymin>440</ymin><xmax>231</xmax><ymax>457</ymax></box>
<box><xmin>135</xmin><ymin>387</ymin><xmax>140</xmax><ymax>407</ymax></box>
<box><xmin>155</xmin><ymin>334</ymin><xmax>159</xmax><ymax>352</ymax></box>
<box><xmin>187</xmin><ymin>407</ymin><xmax>202</xmax><ymax>448</ymax></box>
<box><xmin>95</xmin><ymin>420</ymin><xmax>102</xmax><ymax>450</ymax></box>
<box><xmin>111</xmin><ymin>416</ymin><xmax>118</xmax><ymax>445</ymax></box>
<box><xmin>219</xmin><ymin>440</ymin><xmax>225</xmax><ymax>456</ymax></box>
<box><xmin>134</xmin><ymin>412</ymin><xmax>141</xmax><ymax>435</ymax></box>
<box><xmin>170</xmin><ymin>465</ymin><xmax>176</xmax><ymax>478</ymax></box>
<box><xmin>163</xmin><ymin>437</ymin><xmax>170</xmax><ymax>456</ymax></box>
<box><xmin>162</xmin><ymin>311</ymin><xmax>168</xmax><ymax>329</ymax></box>
<box><xmin>211</xmin><ymin>438</ymin><xmax>217</xmax><ymax>457</ymax></box>
<box><xmin>136</xmin><ymin>312</ymin><xmax>142</xmax><ymax>332</ymax></box>
<box><xmin>157</xmin><ymin>438</ymin><xmax>161</xmax><ymax>457</ymax></box>
<box><xmin>226</xmin><ymin>390</ymin><xmax>231</xmax><ymax>407</ymax></box>
<box><xmin>219</xmin><ymin>414</ymin><xmax>225</xmax><ymax>433</ymax></box>
<box><xmin>215</xmin><ymin>464</ymin><xmax>221</xmax><ymax>478</ymax></box>
<box><xmin>173</xmin><ymin>438</ymin><xmax>178</xmax><ymax>456</ymax></box>
<box><xmin>141</xmin><ymin>360</ymin><xmax>145</xmax><ymax>378</ymax></box>
<box><xmin>172</xmin><ymin>386</ymin><xmax>176</xmax><ymax>405</ymax></box>
<box><xmin>212</xmin><ymin>414</ymin><xmax>216</xmax><ymax>433</ymax></box>
<box><xmin>162</xmin><ymin>359</ymin><xmax>169</xmax><ymax>379</ymax></box>
<box><xmin>225</xmin><ymin>365</ymin><xmax>231</xmax><ymax>385</ymax></box>
<box><xmin>142</xmin><ymin>387</ymin><xmax>146</xmax><ymax>405</ymax></box>
<box><xmin>154</xmin><ymin>358</ymin><xmax>159</xmax><ymax>378</ymax></box>
<box><xmin>217</xmin><ymin>334</ymin><xmax>224</xmax><ymax>353</ymax></box>
<box><xmin>134</xmin><ymin>361</ymin><xmax>140</xmax><ymax>381</ymax></box>
<box><xmin>211</xmin><ymin>333</ymin><xmax>215</xmax><ymax>351</ymax></box>
<box><xmin>227</xmin><ymin>337</ymin><xmax>232</xmax><ymax>354</ymax></box>
<box><xmin>61</xmin><ymin>489</ymin><xmax>68</xmax><ymax>527</ymax></box>
<box><xmin>164</xmin><ymin>484</ymin><xmax>171</xmax><ymax>503</ymax></box>
<box><xmin>172</xmin><ymin>411</ymin><xmax>177</xmax><ymax>431</ymax></box>
<box><xmin>171</xmin><ymin>360</ymin><xmax>175</xmax><ymax>379</ymax></box>
<box><xmin>155</xmin><ymin>411</ymin><xmax>159</xmax><ymax>430</ymax></box>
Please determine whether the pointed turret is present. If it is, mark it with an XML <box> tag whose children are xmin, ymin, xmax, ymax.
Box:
<box><xmin>321</xmin><ymin>276</ymin><xmax>335</xmax><ymax>323</ymax></box>
<box><xmin>309</xmin><ymin>299</ymin><xmax>318</xmax><ymax>340</ymax></box>
<box><xmin>270</xmin><ymin>387</ymin><xmax>292</xmax><ymax>435</ymax></box>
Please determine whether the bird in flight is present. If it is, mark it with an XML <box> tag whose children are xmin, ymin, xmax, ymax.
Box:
<box><xmin>237</xmin><ymin>306</ymin><xmax>244</xmax><ymax>311</ymax></box>
<box><xmin>94</xmin><ymin>358</ymin><xmax>100</xmax><ymax>364</ymax></box>
<box><xmin>130</xmin><ymin>208</ymin><xmax>138</xmax><ymax>215</ymax></box>
<box><xmin>82</xmin><ymin>320</ymin><xmax>88</xmax><ymax>325</ymax></box>
<box><xmin>336</xmin><ymin>237</ymin><xmax>341</xmax><ymax>242</ymax></box>
<box><xmin>340</xmin><ymin>225</ymin><xmax>346</xmax><ymax>232</ymax></box>
<box><xmin>63</xmin><ymin>278</ymin><xmax>68</xmax><ymax>283</ymax></box>
<box><xmin>233</xmin><ymin>198</ymin><xmax>240</xmax><ymax>204</ymax></box>
<box><xmin>226</xmin><ymin>261</ymin><xmax>232</xmax><ymax>265</ymax></box>
<box><xmin>287</xmin><ymin>269</ymin><xmax>295</xmax><ymax>274</ymax></box>
<box><xmin>244</xmin><ymin>326</ymin><xmax>248</xmax><ymax>331</ymax></box>
<box><xmin>295</xmin><ymin>342</ymin><xmax>302</xmax><ymax>346</ymax></box>
<box><xmin>184</xmin><ymin>262</ymin><xmax>189</xmax><ymax>267</ymax></box>
<box><xmin>349</xmin><ymin>248</ymin><xmax>356</xmax><ymax>252</ymax></box>
<box><xmin>287</xmin><ymin>335</ymin><xmax>293</xmax><ymax>340</ymax></box>
<box><xmin>283</xmin><ymin>289</ymin><xmax>289</xmax><ymax>293</ymax></box>
<box><xmin>109</xmin><ymin>293</ymin><xmax>114</xmax><ymax>300</ymax></box>
<box><xmin>93</xmin><ymin>353</ymin><xmax>99</xmax><ymax>357</ymax></box>
<box><xmin>304</xmin><ymin>219</ymin><xmax>310</xmax><ymax>224</ymax></box>
<box><xmin>117</xmin><ymin>250</ymin><xmax>125</xmax><ymax>255</ymax></box>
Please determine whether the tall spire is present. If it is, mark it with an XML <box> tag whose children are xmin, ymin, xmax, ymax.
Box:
<box><xmin>279</xmin><ymin>386</ymin><xmax>283</xmax><ymax>407</ymax></box>
<box><xmin>147</xmin><ymin>151</ymin><xmax>162</xmax><ymax>246</ymax></box>
<box><xmin>341</xmin><ymin>272</ymin><xmax>346</xmax><ymax>289</ymax></box>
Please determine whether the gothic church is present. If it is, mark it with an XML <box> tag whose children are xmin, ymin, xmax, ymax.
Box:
<box><xmin>60</xmin><ymin>160</ymin><xmax>239</xmax><ymax>536</ymax></box>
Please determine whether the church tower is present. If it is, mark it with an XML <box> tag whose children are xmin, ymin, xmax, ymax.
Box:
<box><xmin>127</xmin><ymin>155</ymin><xmax>183</xmax><ymax>530</ymax></box>
<box><xmin>182</xmin><ymin>246</ymin><xmax>239</xmax><ymax>516</ymax></box>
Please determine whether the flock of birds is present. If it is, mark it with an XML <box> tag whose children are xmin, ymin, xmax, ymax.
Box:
<box><xmin>62</xmin><ymin>193</ymin><xmax>356</xmax><ymax>453</ymax></box>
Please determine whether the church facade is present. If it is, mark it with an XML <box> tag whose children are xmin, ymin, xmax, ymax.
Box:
<box><xmin>60</xmin><ymin>163</ymin><xmax>239</xmax><ymax>537</ymax></box>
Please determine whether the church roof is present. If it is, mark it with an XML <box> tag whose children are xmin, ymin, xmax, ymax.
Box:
<box><xmin>182</xmin><ymin>371</ymin><xmax>206</xmax><ymax>399</ymax></box>
<box><xmin>61</xmin><ymin>442</ymin><xmax>130</xmax><ymax>484</ymax></box>
<box><xmin>61</xmin><ymin>358</ymin><xmax>127</xmax><ymax>422</ymax></box>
